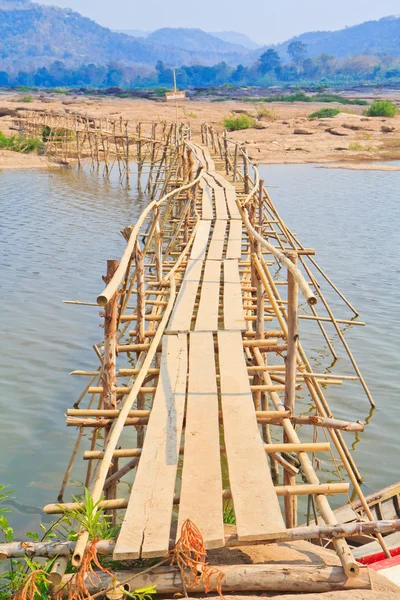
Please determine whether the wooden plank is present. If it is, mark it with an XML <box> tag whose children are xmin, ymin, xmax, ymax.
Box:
<box><xmin>201</xmin><ymin>186</ymin><xmax>214</xmax><ymax>220</ymax></box>
<box><xmin>177</xmin><ymin>332</ymin><xmax>224</xmax><ymax>548</ymax></box>
<box><xmin>225</xmin><ymin>188</ymin><xmax>241</xmax><ymax>219</ymax></box>
<box><xmin>190</xmin><ymin>220</ymin><xmax>211</xmax><ymax>261</ymax></box>
<box><xmin>214</xmin><ymin>187</ymin><xmax>228</xmax><ymax>220</ymax></box>
<box><xmin>218</xmin><ymin>331</ymin><xmax>286</xmax><ymax>541</ymax></box>
<box><xmin>207</xmin><ymin>220</ymin><xmax>227</xmax><ymax>261</ymax></box>
<box><xmin>226</xmin><ymin>220</ymin><xmax>243</xmax><ymax>260</ymax></box>
<box><xmin>113</xmin><ymin>334</ymin><xmax>188</xmax><ymax>560</ymax></box>
<box><xmin>169</xmin><ymin>259</ymin><xmax>202</xmax><ymax>330</ymax></box>
<box><xmin>195</xmin><ymin>260</ymin><xmax>221</xmax><ymax>331</ymax></box>
<box><xmin>223</xmin><ymin>260</ymin><xmax>246</xmax><ymax>331</ymax></box>
<box><xmin>213</xmin><ymin>172</ymin><xmax>234</xmax><ymax>190</ymax></box>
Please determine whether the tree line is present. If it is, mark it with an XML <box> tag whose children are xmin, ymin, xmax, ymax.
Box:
<box><xmin>1</xmin><ymin>42</ymin><xmax>400</xmax><ymax>89</ymax></box>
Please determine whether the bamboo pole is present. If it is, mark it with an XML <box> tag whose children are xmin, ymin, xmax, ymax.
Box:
<box><xmin>2</xmin><ymin>520</ymin><xmax>398</xmax><ymax>559</ymax></box>
<box><xmin>252</xmin><ymin>344</ymin><xmax>359</xmax><ymax>578</ymax></box>
<box><xmin>102</xmin><ymin>260</ymin><xmax>119</xmax><ymax>409</ymax></box>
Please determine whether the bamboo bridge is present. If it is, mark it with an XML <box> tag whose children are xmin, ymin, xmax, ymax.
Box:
<box><xmin>2</xmin><ymin>111</ymin><xmax>400</xmax><ymax>596</ymax></box>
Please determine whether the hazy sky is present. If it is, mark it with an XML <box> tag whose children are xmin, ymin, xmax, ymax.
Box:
<box><xmin>38</xmin><ymin>0</ymin><xmax>400</xmax><ymax>44</ymax></box>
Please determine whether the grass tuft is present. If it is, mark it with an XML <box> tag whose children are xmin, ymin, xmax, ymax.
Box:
<box><xmin>308</xmin><ymin>107</ymin><xmax>341</xmax><ymax>119</ymax></box>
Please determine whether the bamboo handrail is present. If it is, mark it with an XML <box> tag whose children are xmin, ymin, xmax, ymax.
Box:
<box><xmin>97</xmin><ymin>173</ymin><xmax>202</xmax><ymax>306</ymax></box>
<box><xmin>72</xmin><ymin>276</ymin><xmax>176</xmax><ymax>567</ymax></box>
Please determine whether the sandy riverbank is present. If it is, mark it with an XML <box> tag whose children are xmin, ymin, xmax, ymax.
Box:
<box><xmin>0</xmin><ymin>91</ymin><xmax>400</xmax><ymax>169</ymax></box>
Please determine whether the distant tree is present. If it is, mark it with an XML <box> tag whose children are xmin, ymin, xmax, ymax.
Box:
<box><xmin>258</xmin><ymin>49</ymin><xmax>281</xmax><ymax>74</ymax></box>
<box><xmin>288</xmin><ymin>40</ymin><xmax>308</xmax><ymax>67</ymax></box>
<box><xmin>0</xmin><ymin>71</ymin><xmax>9</xmax><ymax>86</ymax></box>
<box><xmin>231</xmin><ymin>64</ymin><xmax>247</xmax><ymax>83</ymax></box>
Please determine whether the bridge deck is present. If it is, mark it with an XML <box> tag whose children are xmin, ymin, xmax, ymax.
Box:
<box><xmin>114</xmin><ymin>151</ymin><xmax>287</xmax><ymax>559</ymax></box>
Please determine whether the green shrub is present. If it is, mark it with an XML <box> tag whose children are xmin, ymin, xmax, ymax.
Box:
<box><xmin>308</xmin><ymin>107</ymin><xmax>341</xmax><ymax>119</ymax></box>
<box><xmin>223</xmin><ymin>114</ymin><xmax>256</xmax><ymax>131</ymax></box>
<box><xmin>20</xmin><ymin>95</ymin><xmax>33</xmax><ymax>103</ymax></box>
<box><xmin>243</xmin><ymin>93</ymin><xmax>367</xmax><ymax>106</ymax></box>
<box><xmin>365</xmin><ymin>100</ymin><xmax>398</xmax><ymax>117</ymax></box>
<box><xmin>0</xmin><ymin>130</ymin><xmax>43</xmax><ymax>153</ymax></box>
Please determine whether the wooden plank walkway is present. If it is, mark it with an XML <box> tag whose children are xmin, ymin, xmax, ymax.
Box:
<box><xmin>169</xmin><ymin>259</ymin><xmax>202</xmax><ymax>330</ymax></box>
<box><xmin>218</xmin><ymin>330</ymin><xmax>286</xmax><ymax>541</ymax></box>
<box><xmin>114</xmin><ymin>334</ymin><xmax>188</xmax><ymax>559</ymax></box>
<box><xmin>177</xmin><ymin>331</ymin><xmax>224</xmax><ymax>548</ymax></box>
<box><xmin>195</xmin><ymin>260</ymin><xmax>221</xmax><ymax>331</ymax></box>
<box><xmin>191</xmin><ymin>220</ymin><xmax>211</xmax><ymax>260</ymax></box>
<box><xmin>208</xmin><ymin>220</ymin><xmax>227</xmax><ymax>260</ymax></box>
<box><xmin>113</xmin><ymin>144</ymin><xmax>290</xmax><ymax>559</ymax></box>
<box><xmin>226</xmin><ymin>220</ymin><xmax>243</xmax><ymax>260</ymax></box>
<box><xmin>223</xmin><ymin>259</ymin><xmax>246</xmax><ymax>331</ymax></box>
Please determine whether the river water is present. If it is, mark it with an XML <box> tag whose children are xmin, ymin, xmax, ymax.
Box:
<box><xmin>0</xmin><ymin>162</ymin><xmax>399</xmax><ymax>537</ymax></box>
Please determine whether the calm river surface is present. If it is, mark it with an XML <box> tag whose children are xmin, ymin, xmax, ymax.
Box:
<box><xmin>0</xmin><ymin>162</ymin><xmax>399</xmax><ymax>537</ymax></box>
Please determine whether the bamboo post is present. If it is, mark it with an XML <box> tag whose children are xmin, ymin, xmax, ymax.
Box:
<box><xmin>135</xmin><ymin>244</ymin><xmax>145</xmax><ymax>344</ymax></box>
<box><xmin>233</xmin><ymin>143</ymin><xmax>238</xmax><ymax>183</ymax></box>
<box><xmin>285</xmin><ymin>251</ymin><xmax>298</xmax><ymax>414</ymax></box>
<box><xmin>243</xmin><ymin>149</ymin><xmax>249</xmax><ymax>194</ymax></box>
<box><xmin>223</xmin><ymin>130</ymin><xmax>229</xmax><ymax>174</ymax></box>
<box><xmin>125</xmin><ymin>121</ymin><xmax>130</xmax><ymax>185</ymax></box>
<box><xmin>137</xmin><ymin>122</ymin><xmax>142</xmax><ymax>179</ymax></box>
<box><xmin>101</xmin><ymin>260</ymin><xmax>119</xmax><ymax>410</ymax></box>
<box><xmin>154</xmin><ymin>207</ymin><xmax>163</xmax><ymax>282</ymax></box>
<box><xmin>284</xmin><ymin>251</ymin><xmax>299</xmax><ymax>528</ymax></box>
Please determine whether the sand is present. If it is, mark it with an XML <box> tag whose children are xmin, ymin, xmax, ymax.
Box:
<box><xmin>0</xmin><ymin>92</ymin><xmax>400</xmax><ymax>169</ymax></box>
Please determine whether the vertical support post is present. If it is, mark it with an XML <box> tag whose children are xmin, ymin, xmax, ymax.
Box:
<box><xmin>284</xmin><ymin>250</ymin><xmax>299</xmax><ymax>528</ymax></box>
<box><xmin>243</xmin><ymin>149</ymin><xmax>249</xmax><ymax>194</ymax></box>
<box><xmin>223</xmin><ymin>130</ymin><xmax>229</xmax><ymax>174</ymax></box>
<box><xmin>102</xmin><ymin>260</ymin><xmax>119</xmax><ymax>410</ymax></box>
<box><xmin>205</xmin><ymin>123</ymin><xmax>209</xmax><ymax>146</ymax></box>
<box><xmin>154</xmin><ymin>207</ymin><xmax>163</xmax><ymax>282</ymax></box>
<box><xmin>233</xmin><ymin>143</ymin><xmax>238</xmax><ymax>183</ymax></box>
<box><xmin>255</xmin><ymin>180</ymin><xmax>264</xmax><ymax>340</ymax></box>
<box><xmin>135</xmin><ymin>244</ymin><xmax>145</xmax><ymax>344</ymax></box>
<box><xmin>125</xmin><ymin>121</ymin><xmax>130</xmax><ymax>185</ymax></box>
<box><xmin>285</xmin><ymin>251</ymin><xmax>299</xmax><ymax>414</ymax></box>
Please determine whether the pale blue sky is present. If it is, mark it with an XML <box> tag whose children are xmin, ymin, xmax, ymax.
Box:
<box><xmin>38</xmin><ymin>0</ymin><xmax>400</xmax><ymax>44</ymax></box>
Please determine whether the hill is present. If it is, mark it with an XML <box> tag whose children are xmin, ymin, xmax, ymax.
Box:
<box><xmin>146</xmin><ymin>27</ymin><xmax>249</xmax><ymax>57</ymax></box>
<box><xmin>0</xmin><ymin>3</ymin><xmax>252</xmax><ymax>71</ymax></box>
<box><xmin>267</xmin><ymin>16</ymin><xmax>400</xmax><ymax>60</ymax></box>
<box><xmin>211</xmin><ymin>30</ymin><xmax>261</xmax><ymax>50</ymax></box>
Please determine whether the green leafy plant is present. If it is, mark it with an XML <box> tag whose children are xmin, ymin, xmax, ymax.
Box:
<box><xmin>60</xmin><ymin>488</ymin><xmax>117</xmax><ymax>540</ymax></box>
<box><xmin>308</xmin><ymin>107</ymin><xmax>341</xmax><ymax>119</ymax></box>
<box><xmin>365</xmin><ymin>99</ymin><xmax>398</xmax><ymax>117</ymax></box>
<box><xmin>20</xmin><ymin>96</ymin><xmax>33</xmax><ymax>103</ymax></box>
<box><xmin>125</xmin><ymin>585</ymin><xmax>157</xmax><ymax>600</ymax></box>
<box><xmin>223</xmin><ymin>114</ymin><xmax>256</xmax><ymax>131</ymax></box>
<box><xmin>223</xmin><ymin>501</ymin><xmax>236</xmax><ymax>524</ymax></box>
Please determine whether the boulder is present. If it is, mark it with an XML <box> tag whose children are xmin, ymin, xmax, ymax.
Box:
<box><xmin>342</xmin><ymin>123</ymin><xmax>362</xmax><ymax>131</ymax></box>
<box><xmin>326</xmin><ymin>128</ymin><xmax>348</xmax><ymax>136</ymax></box>
<box><xmin>294</xmin><ymin>128</ymin><xmax>313</xmax><ymax>135</ymax></box>
<box><xmin>381</xmin><ymin>125</ymin><xmax>396</xmax><ymax>133</ymax></box>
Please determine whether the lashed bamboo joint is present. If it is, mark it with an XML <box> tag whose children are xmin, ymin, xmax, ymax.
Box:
<box><xmin>4</xmin><ymin>114</ymin><xmax>390</xmax><ymax>593</ymax></box>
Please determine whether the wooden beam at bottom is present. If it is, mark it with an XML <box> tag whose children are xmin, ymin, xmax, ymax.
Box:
<box><xmin>58</xmin><ymin>564</ymin><xmax>371</xmax><ymax>594</ymax></box>
<box><xmin>44</xmin><ymin>482</ymin><xmax>349</xmax><ymax>514</ymax></box>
